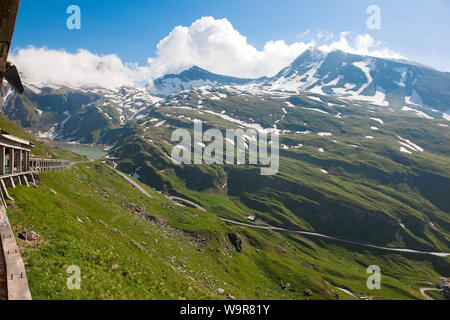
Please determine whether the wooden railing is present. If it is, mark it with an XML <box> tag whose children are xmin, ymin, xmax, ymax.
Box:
<box><xmin>29</xmin><ymin>158</ymin><xmax>72</xmax><ymax>172</ymax></box>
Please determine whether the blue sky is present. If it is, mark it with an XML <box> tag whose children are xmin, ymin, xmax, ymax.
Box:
<box><xmin>9</xmin><ymin>0</ymin><xmax>450</xmax><ymax>85</ymax></box>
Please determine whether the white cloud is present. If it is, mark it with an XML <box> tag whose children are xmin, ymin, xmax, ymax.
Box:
<box><xmin>10</xmin><ymin>47</ymin><xmax>137</xmax><ymax>89</ymax></box>
<box><xmin>10</xmin><ymin>17</ymin><xmax>405</xmax><ymax>89</ymax></box>
<box><xmin>145</xmin><ymin>18</ymin><xmax>404</xmax><ymax>79</ymax></box>
<box><xmin>143</xmin><ymin>17</ymin><xmax>310</xmax><ymax>79</ymax></box>
<box><xmin>317</xmin><ymin>32</ymin><xmax>405</xmax><ymax>60</ymax></box>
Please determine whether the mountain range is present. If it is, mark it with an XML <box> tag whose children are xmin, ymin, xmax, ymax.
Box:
<box><xmin>150</xmin><ymin>48</ymin><xmax>450</xmax><ymax>114</ymax></box>
<box><xmin>1</xmin><ymin>48</ymin><xmax>449</xmax><ymax>146</ymax></box>
<box><xmin>1</xmin><ymin>47</ymin><xmax>450</xmax><ymax>300</ymax></box>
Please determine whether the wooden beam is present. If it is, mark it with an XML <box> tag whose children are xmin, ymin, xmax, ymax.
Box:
<box><xmin>0</xmin><ymin>0</ymin><xmax>21</xmax><ymax>91</ymax></box>
<box><xmin>9</xmin><ymin>176</ymin><xmax>15</xmax><ymax>189</ymax></box>
<box><xmin>9</xmin><ymin>148</ymin><xmax>14</xmax><ymax>174</ymax></box>
<box><xmin>23</xmin><ymin>174</ymin><xmax>29</xmax><ymax>187</ymax></box>
<box><xmin>17</xmin><ymin>149</ymin><xmax>21</xmax><ymax>173</ymax></box>
<box><xmin>0</xmin><ymin>179</ymin><xmax>13</xmax><ymax>201</ymax></box>
<box><xmin>0</xmin><ymin>146</ymin><xmax>4</xmax><ymax>176</ymax></box>
<box><xmin>28</xmin><ymin>172</ymin><xmax>36</xmax><ymax>187</ymax></box>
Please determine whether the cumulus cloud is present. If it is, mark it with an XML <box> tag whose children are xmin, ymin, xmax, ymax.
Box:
<box><xmin>10</xmin><ymin>47</ymin><xmax>138</xmax><ymax>89</ymax></box>
<box><xmin>143</xmin><ymin>17</ymin><xmax>310</xmax><ymax>79</ymax></box>
<box><xmin>317</xmin><ymin>32</ymin><xmax>405</xmax><ymax>60</ymax></box>
<box><xmin>10</xmin><ymin>17</ymin><xmax>405</xmax><ymax>89</ymax></box>
<box><xmin>143</xmin><ymin>17</ymin><xmax>405</xmax><ymax>79</ymax></box>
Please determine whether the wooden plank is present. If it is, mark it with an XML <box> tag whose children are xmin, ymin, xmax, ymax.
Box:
<box><xmin>0</xmin><ymin>205</ymin><xmax>32</xmax><ymax>300</ymax></box>
<box><xmin>0</xmin><ymin>237</ymin><xmax>7</xmax><ymax>300</ymax></box>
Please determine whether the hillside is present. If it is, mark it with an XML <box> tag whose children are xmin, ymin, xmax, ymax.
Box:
<box><xmin>111</xmin><ymin>89</ymin><xmax>450</xmax><ymax>252</ymax></box>
<box><xmin>1</xmin><ymin>82</ymin><xmax>161</xmax><ymax>145</ymax></box>
<box><xmin>6</xmin><ymin>162</ymin><xmax>449</xmax><ymax>300</ymax></box>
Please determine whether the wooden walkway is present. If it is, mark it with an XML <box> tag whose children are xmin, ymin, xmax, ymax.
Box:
<box><xmin>0</xmin><ymin>131</ymin><xmax>73</xmax><ymax>300</ymax></box>
<box><xmin>0</xmin><ymin>241</ymin><xmax>7</xmax><ymax>300</ymax></box>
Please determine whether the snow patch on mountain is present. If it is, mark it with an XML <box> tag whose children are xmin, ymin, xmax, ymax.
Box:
<box><xmin>401</xmin><ymin>106</ymin><xmax>434</xmax><ymax>120</ymax></box>
<box><xmin>353</xmin><ymin>60</ymin><xmax>373</xmax><ymax>95</ymax></box>
<box><xmin>397</xmin><ymin>136</ymin><xmax>424</xmax><ymax>153</ymax></box>
<box><xmin>370</xmin><ymin>118</ymin><xmax>384</xmax><ymax>125</ymax></box>
<box><xmin>348</xmin><ymin>86</ymin><xmax>389</xmax><ymax>107</ymax></box>
<box><xmin>443</xmin><ymin>113</ymin><xmax>450</xmax><ymax>121</ymax></box>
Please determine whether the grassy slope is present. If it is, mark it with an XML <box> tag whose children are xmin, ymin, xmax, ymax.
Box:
<box><xmin>6</xmin><ymin>162</ymin><xmax>449</xmax><ymax>300</ymax></box>
<box><xmin>114</xmin><ymin>90</ymin><xmax>450</xmax><ymax>250</ymax></box>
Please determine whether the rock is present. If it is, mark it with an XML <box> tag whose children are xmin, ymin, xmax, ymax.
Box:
<box><xmin>110</xmin><ymin>264</ymin><xmax>119</xmax><ymax>272</ymax></box>
<box><xmin>247</xmin><ymin>216</ymin><xmax>256</xmax><ymax>222</ymax></box>
<box><xmin>139</xmin><ymin>214</ymin><xmax>155</xmax><ymax>223</ymax></box>
<box><xmin>227</xmin><ymin>294</ymin><xmax>236</xmax><ymax>300</ymax></box>
<box><xmin>217</xmin><ymin>288</ymin><xmax>225</xmax><ymax>294</ymax></box>
<box><xmin>18</xmin><ymin>231</ymin><xmax>40</xmax><ymax>242</ymax></box>
<box><xmin>304</xmin><ymin>289</ymin><xmax>313</xmax><ymax>296</ymax></box>
<box><xmin>227</xmin><ymin>233</ymin><xmax>242</xmax><ymax>253</ymax></box>
<box><xmin>77</xmin><ymin>217</ymin><xmax>84</xmax><ymax>223</ymax></box>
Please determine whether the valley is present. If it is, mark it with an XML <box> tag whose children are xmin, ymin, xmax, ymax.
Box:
<box><xmin>1</xmin><ymin>48</ymin><xmax>449</xmax><ymax>300</ymax></box>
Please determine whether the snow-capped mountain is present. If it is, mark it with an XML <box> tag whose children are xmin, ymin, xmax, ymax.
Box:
<box><xmin>147</xmin><ymin>48</ymin><xmax>450</xmax><ymax>113</ymax></box>
<box><xmin>1</xmin><ymin>81</ymin><xmax>161</xmax><ymax>144</ymax></box>
<box><xmin>149</xmin><ymin>66</ymin><xmax>256</xmax><ymax>97</ymax></box>
<box><xmin>258</xmin><ymin>48</ymin><xmax>450</xmax><ymax>112</ymax></box>
<box><xmin>2</xmin><ymin>47</ymin><xmax>449</xmax><ymax>147</ymax></box>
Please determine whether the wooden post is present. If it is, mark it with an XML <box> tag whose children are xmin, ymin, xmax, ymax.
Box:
<box><xmin>17</xmin><ymin>149</ymin><xmax>22</xmax><ymax>172</ymax></box>
<box><xmin>24</xmin><ymin>150</ymin><xmax>28</xmax><ymax>171</ymax></box>
<box><xmin>0</xmin><ymin>146</ymin><xmax>4</xmax><ymax>175</ymax></box>
<box><xmin>10</xmin><ymin>148</ymin><xmax>14</xmax><ymax>174</ymax></box>
<box><xmin>1</xmin><ymin>178</ymin><xmax>13</xmax><ymax>200</ymax></box>
<box><xmin>0</xmin><ymin>0</ymin><xmax>21</xmax><ymax>91</ymax></box>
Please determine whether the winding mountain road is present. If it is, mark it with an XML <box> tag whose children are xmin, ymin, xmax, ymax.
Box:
<box><xmin>221</xmin><ymin>219</ymin><xmax>450</xmax><ymax>258</ymax></box>
<box><xmin>109</xmin><ymin>165</ymin><xmax>450</xmax><ymax>259</ymax></box>
<box><xmin>420</xmin><ymin>288</ymin><xmax>440</xmax><ymax>300</ymax></box>
<box><xmin>167</xmin><ymin>196</ymin><xmax>207</xmax><ymax>212</ymax></box>
<box><xmin>107</xmin><ymin>164</ymin><xmax>153</xmax><ymax>199</ymax></box>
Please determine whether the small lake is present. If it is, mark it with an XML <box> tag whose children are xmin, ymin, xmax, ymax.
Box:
<box><xmin>55</xmin><ymin>143</ymin><xmax>109</xmax><ymax>160</ymax></box>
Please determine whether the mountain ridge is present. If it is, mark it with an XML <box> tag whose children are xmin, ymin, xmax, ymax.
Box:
<box><xmin>146</xmin><ymin>48</ymin><xmax>450</xmax><ymax>113</ymax></box>
<box><xmin>149</xmin><ymin>65</ymin><xmax>257</xmax><ymax>97</ymax></box>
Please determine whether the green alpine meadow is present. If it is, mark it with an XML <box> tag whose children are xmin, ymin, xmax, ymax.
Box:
<box><xmin>0</xmin><ymin>0</ymin><xmax>449</xmax><ymax>306</ymax></box>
